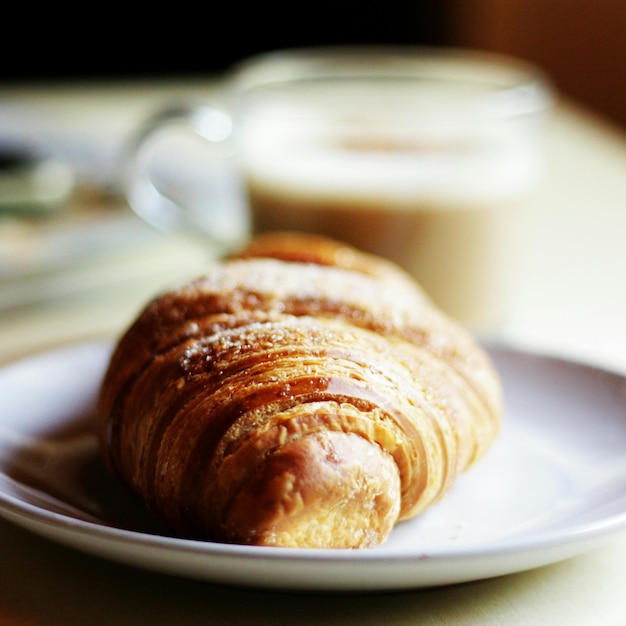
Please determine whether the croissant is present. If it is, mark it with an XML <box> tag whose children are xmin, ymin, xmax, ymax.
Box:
<box><xmin>98</xmin><ymin>232</ymin><xmax>501</xmax><ymax>548</ymax></box>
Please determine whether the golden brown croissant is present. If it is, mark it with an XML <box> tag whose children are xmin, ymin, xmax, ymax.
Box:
<box><xmin>98</xmin><ymin>232</ymin><xmax>501</xmax><ymax>548</ymax></box>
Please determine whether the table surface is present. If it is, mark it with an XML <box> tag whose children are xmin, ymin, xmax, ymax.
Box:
<box><xmin>0</xmin><ymin>79</ymin><xmax>625</xmax><ymax>625</ymax></box>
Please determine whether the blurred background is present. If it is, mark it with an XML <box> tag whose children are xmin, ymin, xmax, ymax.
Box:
<box><xmin>2</xmin><ymin>0</ymin><xmax>624</xmax><ymax>129</ymax></box>
<box><xmin>0</xmin><ymin>0</ymin><xmax>625</xmax><ymax>369</ymax></box>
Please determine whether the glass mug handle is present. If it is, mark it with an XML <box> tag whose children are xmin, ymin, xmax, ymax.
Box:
<box><xmin>123</xmin><ymin>103</ymin><xmax>248</xmax><ymax>250</ymax></box>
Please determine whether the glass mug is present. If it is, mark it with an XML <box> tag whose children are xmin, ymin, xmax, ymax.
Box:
<box><xmin>125</xmin><ymin>47</ymin><xmax>552</xmax><ymax>330</ymax></box>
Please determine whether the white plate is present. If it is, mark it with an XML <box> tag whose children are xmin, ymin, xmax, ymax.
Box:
<box><xmin>0</xmin><ymin>340</ymin><xmax>625</xmax><ymax>592</ymax></box>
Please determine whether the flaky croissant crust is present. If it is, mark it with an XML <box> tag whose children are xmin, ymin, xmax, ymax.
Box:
<box><xmin>98</xmin><ymin>232</ymin><xmax>501</xmax><ymax>548</ymax></box>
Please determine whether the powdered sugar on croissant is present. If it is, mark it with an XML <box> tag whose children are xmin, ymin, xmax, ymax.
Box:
<box><xmin>98</xmin><ymin>232</ymin><xmax>501</xmax><ymax>548</ymax></box>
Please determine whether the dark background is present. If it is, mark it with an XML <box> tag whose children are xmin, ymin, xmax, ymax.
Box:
<box><xmin>3</xmin><ymin>2</ymin><xmax>446</xmax><ymax>83</ymax></box>
<box><xmin>4</xmin><ymin>1</ymin><xmax>624</xmax><ymax>129</ymax></box>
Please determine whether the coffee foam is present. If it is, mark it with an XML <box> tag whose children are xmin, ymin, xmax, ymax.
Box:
<box><xmin>242</xmin><ymin>122</ymin><xmax>540</xmax><ymax>209</ymax></box>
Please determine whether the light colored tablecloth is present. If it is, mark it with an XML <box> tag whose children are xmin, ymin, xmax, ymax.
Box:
<box><xmin>0</xmin><ymin>80</ymin><xmax>625</xmax><ymax>625</ymax></box>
